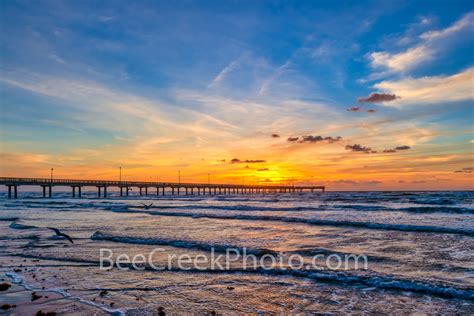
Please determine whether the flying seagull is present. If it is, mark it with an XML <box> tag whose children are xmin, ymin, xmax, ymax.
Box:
<box><xmin>47</xmin><ymin>227</ymin><xmax>74</xmax><ymax>244</ymax></box>
<box><xmin>140</xmin><ymin>203</ymin><xmax>153</xmax><ymax>209</ymax></box>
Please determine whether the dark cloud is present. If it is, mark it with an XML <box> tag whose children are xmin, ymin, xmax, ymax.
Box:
<box><xmin>257</xmin><ymin>168</ymin><xmax>269</xmax><ymax>171</ymax></box>
<box><xmin>358</xmin><ymin>93</ymin><xmax>400</xmax><ymax>103</ymax></box>
<box><xmin>288</xmin><ymin>135</ymin><xmax>342</xmax><ymax>144</ymax></box>
<box><xmin>333</xmin><ymin>180</ymin><xmax>382</xmax><ymax>185</ymax></box>
<box><xmin>217</xmin><ymin>159</ymin><xmax>226</xmax><ymax>162</ymax></box>
<box><xmin>454</xmin><ymin>167</ymin><xmax>473</xmax><ymax>173</ymax></box>
<box><xmin>395</xmin><ymin>145</ymin><xmax>411</xmax><ymax>150</ymax></box>
<box><xmin>345</xmin><ymin>144</ymin><xmax>374</xmax><ymax>153</ymax></box>
<box><xmin>271</xmin><ymin>134</ymin><xmax>280</xmax><ymax>138</ymax></box>
<box><xmin>383</xmin><ymin>145</ymin><xmax>411</xmax><ymax>153</ymax></box>
<box><xmin>231</xmin><ymin>158</ymin><xmax>266</xmax><ymax>164</ymax></box>
<box><xmin>347</xmin><ymin>107</ymin><xmax>360</xmax><ymax>112</ymax></box>
<box><xmin>367</xmin><ymin>109</ymin><xmax>376</xmax><ymax>113</ymax></box>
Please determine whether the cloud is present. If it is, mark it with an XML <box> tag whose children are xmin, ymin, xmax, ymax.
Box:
<box><xmin>231</xmin><ymin>158</ymin><xmax>266</xmax><ymax>164</ymax></box>
<box><xmin>207</xmin><ymin>58</ymin><xmax>241</xmax><ymax>88</ymax></box>
<box><xmin>369</xmin><ymin>46</ymin><xmax>432</xmax><ymax>73</ymax></box>
<box><xmin>271</xmin><ymin>134</ymin><xmax>280</xmax><ymax>138</ymax></box>
<box><xmin>358</xmin><ymin>93</ymin><xmax>400</xmax><ymax>103</ymax></box>
<box><xmin>301</xmin><ymin>135</ymin><xmax>342</xmax><ymax>143</ymax></box>
<box><xmin>454</xmin><ymin>167</ymin><xmax>473</xmax><ymax>173</ymax></box>
<box><xmin>257</xmin><ymin>168</ymin><xmax>269</xmax><ymax>171</ymax></box>
<box><xmin>347</xmin><ymin>107</ymin><xmax>360</xmax><ymax>112</ymax></box>
<box><xmin>345</xmin><ymin>144</ymin><xmax>375</xmax><ymax>153</ymax></box>
<box><xmin>395</xmin><ymin>145</ymin><xmax>411</xmax><ymax>150</ymax></box>
<box><xmin>382</xmin><ymin>145</ymin><xmax>411</xmax><ymax>153</ymax></box>
<box><xmin>287</xmin><ymin>135</ymin><xmax>342</xmax><ymax>144</ymax></box>
<box><xmin>368</xmin><ymin>12</ymin><xmax>474</xmax><ymax>73</ymax></box>
<box><xmin>374</xmin><ymin>67</ymin><xmax>474</xmax><ymax>106</ymax></box>
<box><xmin>420</xmin><ymin>12</ymin><xmax>474</xmax><ymax>41</ymax></box>
<box><xmin>332</xmin><ymin>179</ymin><xmax>382</xmax><ymax>185</ymax></box>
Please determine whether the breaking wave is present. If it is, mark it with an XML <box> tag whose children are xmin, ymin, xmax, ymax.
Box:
<box><xmin>90</xmin><ymin>231</ymin><xmax>276</xmax><ymax>255</ymax></box>
<box><xmin>143</xmin><ymin>211</ymin><xmax>474</xmax><ymax>236</ymax></box>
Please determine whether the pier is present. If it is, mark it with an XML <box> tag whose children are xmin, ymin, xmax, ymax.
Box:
<box><xmin>0</xmin><ymin>177</ymin><xmax>325</xmax><ymax>198</ymax></box>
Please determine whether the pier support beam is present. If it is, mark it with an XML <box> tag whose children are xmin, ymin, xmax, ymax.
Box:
<box><xmin>97</xmin><ymin>186</ymin><xmax>107</xmax><ymax>198</ymax></box>
<box><xmin>7</xmin><ymin>185</ymin><xmax>18</xmax><ymax>198</ymax></box>
<box><xmin>41</xmin><ymin>185</ymin><xmax>52</xmax><ymax>198</ymax></box>
<box><xmin>71</xmin><ymin>186</ymin><xmax>81</xmax><ymax>198</ymax></box>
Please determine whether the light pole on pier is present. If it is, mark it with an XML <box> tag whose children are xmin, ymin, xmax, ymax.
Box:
<box><xmin>119</xmin><ymin>166</ymin><xmax>122</xmax><ymax>182</ymax></box>
<box><xmin>178</xmin><ymin>170</ymin><xmax>181</xmax><ymax>184</ymax></box>
<box><xmin>50</xmin><ymin>168</ymin><xmax>54</xmax><ymax>183</ymax></box>
<box><xmin>208</xmin><ymin>173</ymin><xmax>210</xmax><ymax>185</ymax></box>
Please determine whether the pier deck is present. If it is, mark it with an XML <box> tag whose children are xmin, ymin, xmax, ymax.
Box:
<box><xmin>0</xmin><ymin>177</ymin><xmax>324</xmax><ymax>198</ymax></box>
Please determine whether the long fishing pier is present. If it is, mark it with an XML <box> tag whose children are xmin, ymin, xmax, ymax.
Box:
<box><xmin>0</xmin><ymin>177</ymin><xmax>325</xmax><ymax>198</ymax></box>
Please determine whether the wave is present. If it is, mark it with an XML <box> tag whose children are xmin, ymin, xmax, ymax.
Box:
<box><xmin>9</xmin><ymin>254</ymin><xmax>473</xmax><ymax>300</ymax></box>
<box><xmin>0</xmin><ymin>235</ymin><xmax>40</xmax><ymax>240</ymax></box>
<box><xmin>396</xmin><ymin>206</ymin><xmax>474</xmax><ymax>214</ymax></box>
<box><xmin>91</xmin><ymin>231</ymin><xmax>277</xmax><ymax>256</ymax></box>
<box><xmin>126</xmin><ymin>203</ymin><xmax>474</xmax><ymax>215</ymax></box>
<box><xmin>9</xmin><ymin>221</ymin><xmax>37</xmax><ymax>229</ymax></box>
<box><xmin>142</xmin><ymin>211</ymin><xmax>474</xmax><ymax>236</ymax></box>
<box><xmin>0</xmin><ymin>217</ymin><xmax>19</xmax><ymax>221</ymax></box>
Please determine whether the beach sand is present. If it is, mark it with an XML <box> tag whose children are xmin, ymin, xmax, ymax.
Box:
<box><xmin>0</xmin><ymin>272</ymin><xmax>112</xmax><ymax>315</ymax></box>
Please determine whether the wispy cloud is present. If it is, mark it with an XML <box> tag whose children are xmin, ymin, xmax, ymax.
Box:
<box><xmin>368</xmin><ymin>12</ymin><xmax>474</xmax><ymax>74</ymax></box>
<box><xmin>207</xmin><ymin>57</ymin><xmax>242</xmax><ymax>88</ymax></box>
<box><xmin>374</xmin><ymin>67</ymin><xmax>474</xmax><ymax>106</ymax></box>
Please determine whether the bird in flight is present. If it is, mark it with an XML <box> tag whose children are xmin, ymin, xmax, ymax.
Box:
<box><xmin>47</xmin><ymin>227</ymin><xmax>74</xmax><ymax>244</ymax></box>
<box><xmin>140</xmin><ymin>203</ymin><xmax>153</xmax><ymax>209</ymax></box>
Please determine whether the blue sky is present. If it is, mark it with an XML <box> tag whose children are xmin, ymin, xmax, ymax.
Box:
<box><xmin>0</xmin><ymin>0</ymin><xmax>473</xmax><ymax>189</ymax></box>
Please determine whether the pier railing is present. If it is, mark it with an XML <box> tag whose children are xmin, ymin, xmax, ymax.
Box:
<box><xmin>0</xmin><ymin>176</ymin><xmax>325</xmax><ymax>198</ymax></box>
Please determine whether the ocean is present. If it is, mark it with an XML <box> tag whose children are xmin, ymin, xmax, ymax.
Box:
<box><xmin>1</xmin><ymin>190</ymin><xmax>473</xmax><ymax>314</ymax></box>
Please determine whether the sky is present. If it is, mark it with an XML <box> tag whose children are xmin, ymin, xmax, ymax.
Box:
<box><xmin>0</xmin><ymin>0</ymin><xmax>473</xmax><ymax>190</ymax></box>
